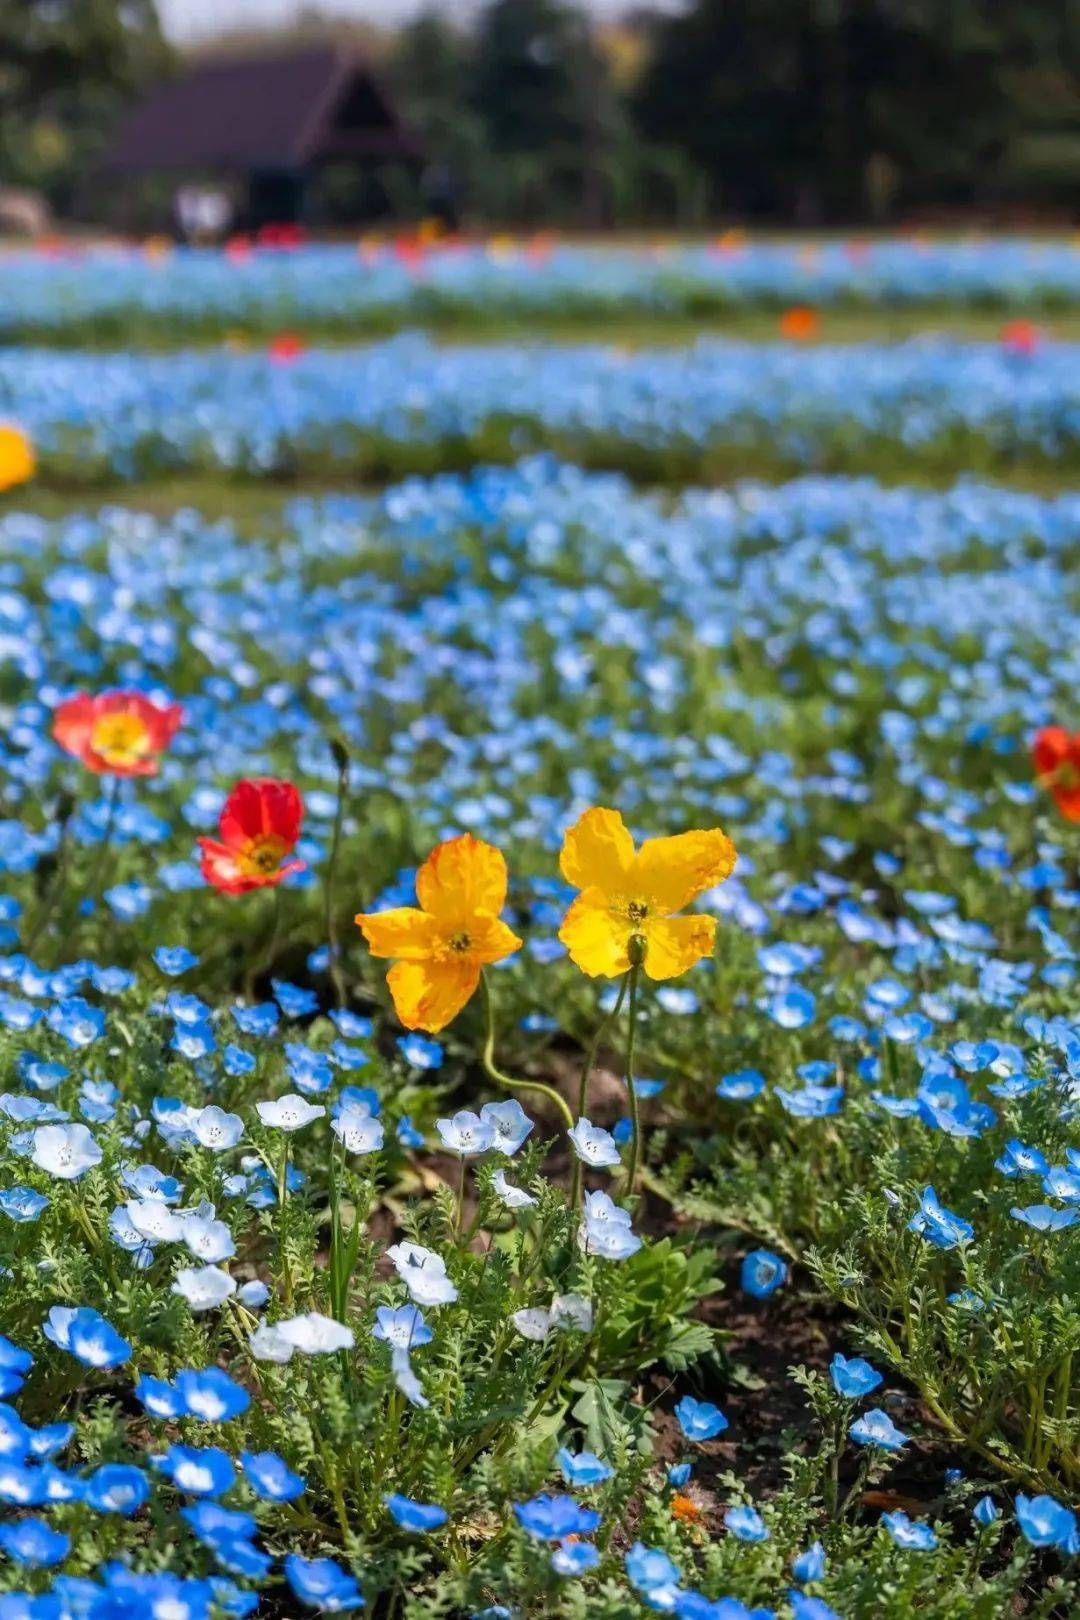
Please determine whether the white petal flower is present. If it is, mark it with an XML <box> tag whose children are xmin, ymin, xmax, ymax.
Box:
<box><xmin>277</xmin><ymin>1312</ymin><xmax>354</xmax><ymax>1354</ymax></box>
<box><xmin>249</xmin><ymin>1323</ymin><xmax>294</xmax><ymax>1363</ymax></box>
<box><xmin>512</xmin><ymin>1308</ymin><xmax>551</xmax><ymax>1342</ymax></box>
<box><xmin>492</xmin><ymin>1169</ymin><xmax>537</xmax><ymax>1209</ymax></box>
<box><xmin>172</xmin><ymin>1265</ymin><xmax>236</xmax><ymax>1312</ymax></box>
<box><xmin>551</xmin><ymin>1293</ymin><xmax>593</xmax><ymax>1332</ymax></box>
<box><xmin>331</xmin><ymin>1114</ymin><xmax>385</xmax><ymax>1155</ymax></box>
<box><xmin>255</xmin><ymin>1095</ymin><xmax>325</xmax><ymax>1132</ymax></box>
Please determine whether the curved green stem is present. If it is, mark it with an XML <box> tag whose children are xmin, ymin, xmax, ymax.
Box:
<box><xmin>480</xmin><ymin>969</ymin><xmax>573</xmax><ymax>1130</ymax></box>
<box><xmin>623</xmin><ymin>963</ymin><xmax>643</xmax><ymax>1196</ymax></box>
<box><xmin>25</xmin><ymin>789</ymin><xmax>77</xmax><ymax>958</ymax></box>
<box><xmin>244</xmin><ymin>884</ymin><xmax>284</xmax><ymax>1003</ymax></box>
<box><xmin>570</xmin><ymin>973</ymin><xmax>629</xmax><ymax>1210</ymax></box>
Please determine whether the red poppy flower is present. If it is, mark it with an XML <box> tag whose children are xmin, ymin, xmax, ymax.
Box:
<box><xmin>1002</xmin><ymin>319</ymin><xmax>1041</xmax><ymax>357</ymax></box>
<box><xmin>53</xmin><ymin>690</ymin><xmax>183</xmax><ymax>777</ymax></box>
<box><xmin>268</xmin><ymin>332</ymin><xmax>305</xmax><ymax>363</ymax></box>
<box><xmin>198</xmin><ymin>778</ymin><xmax>306</xmax><ymax>894</ymax></box>
<box><xmin>779</xmin><ymin>305</ymin><xmax>821</xmax><ymax>341</ymax></box>
<box><xmin>1033</xmin><ymin>727</ymin><xmax>1080</xmax><ymax>820</ymax></box>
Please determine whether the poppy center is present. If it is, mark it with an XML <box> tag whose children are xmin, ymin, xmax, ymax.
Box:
<box><xmin>626</xmin><ymin>900</ymin><xmax>649</xmax><ymax>925</ymax></box>
<box><xmin>448</xmin><ymin>931</ymin><xmax>472</xmax><ymax>953</ymax></box>
<box><xmin>239</xmin><ymin>834</ymin><xmax>288</xmax><ymax>876</ymax></box>
<box><xmin>90</xmin><ymin>713</ymin><xmax>150</xmax><ymax>766</ymax></box>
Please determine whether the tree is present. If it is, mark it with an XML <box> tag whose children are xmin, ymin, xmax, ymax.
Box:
<box><xmin>0</xmin><ymin>0</ymin><xmax>172</xmax><ymax>202</ymax></box>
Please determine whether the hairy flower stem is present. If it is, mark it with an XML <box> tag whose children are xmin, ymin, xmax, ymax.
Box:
<box><xmin>24</xmin><ymin>788</ymin><xmax>77</xmax><ymax>957</ymax></box>
<box><xmin>480</xmin><ymin>968</ymin><xmax>573</xmax><ymax>1130</ymax></box>
<box><xmin>84</xmin><ymin>775</ymin><xmax>121</xmax><ymax>940</ymax></box>
<box><xmin>325</xmin><ymin>737</ymin><xmax>350</xmax><ymax>1007</ymax></box>
<box><xmin>278</xmin><ymin>1139</ymin><xmax>293</xmax><ymax>1309</ymax></box>
<box><xmin>569</xmin><ymin>973</ymin><xmax>629</xmax><ymax>1211</ymax></box>
<box><xmin>244</xmin><ymin>884</ymin><xmax>284</xmax><ymax>1003</ymax></box>
<box><xmin>623</xmin><ymin>960</ymin><xmax>643</xmax><ymax>1196</ymax></box>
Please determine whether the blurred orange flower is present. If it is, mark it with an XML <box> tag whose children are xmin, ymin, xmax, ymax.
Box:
<box><xmin>53</xmin><ymin>690</ymin><xmax>182</xmax><ymax>777</ymax></box>
<box><xmin>557</xmin><ymin>807</ymin><xmax>736</xmax><ymax>980</ymax></box>
<box><xmin>356</xmin><ymin>834</ymin><xmax>522</xmax><ymax>1032</ymax></box>
<box><xmin>0</xmin><ymin>424</ymin><xmax>34</xmax><ymax>492</ymax></box>
<box><xmin>779</xmin><ymin>305</ymin><xmax>821</xmax><ymax>340</ymax></box>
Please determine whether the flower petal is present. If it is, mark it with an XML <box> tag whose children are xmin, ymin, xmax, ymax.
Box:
<box><xmin>558</xmin><ymin>891</ymin><xmax>630</xmax><ymax>978</ymax></box>
<box><xmin>559</xmin><ymin>807</ymin><xmax>635</xmax><ymax>897</ymax></box>
<box><xmin>631</xmin><ymin>829</ymin><xmax>737</xmax><ymax>912</ymax></box>
<box><xmin>356</xmin><ymin>907</ymin><xmax>439</xmax><ymax>960</ymax></box>
<box><xmin>641</xmin><ymin>915</ymin><xmax>716</xmax><ymax>980</ymax></box>
<box><xmin>468</xmin><ymin>917</ymin><xmax>524</xmax><ymax>964</ymax></box>
<box><xmin>415</xmin><ymin>834</ymin><xmax>508</xmax><ymax>924</ymax></box>
<box><xmin>386</xmin><ymin>958</ymin><xmax>479</xmax><ymax>1032</ymax></box>
<box><xmin>220</xmin><ymin>778</ymin><xmax>303</xmax><ymax>849</ymax></box>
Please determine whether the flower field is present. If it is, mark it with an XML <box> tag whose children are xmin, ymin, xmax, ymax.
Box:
<box><xmin>2</xmin><ymin>247</ymin><xmax>1080</xmax><ymax>1620</ymax></box>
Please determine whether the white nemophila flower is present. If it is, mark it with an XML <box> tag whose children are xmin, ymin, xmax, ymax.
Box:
<box><xmin>512</xmin><ymin>1308</ymin><xmax>551</xmax><ymax>1342</ymax></box>
<box><xmin>331</xmin><ymin>1114</ymin><xmax>385</xmax><ymax>1155</ymax></box>
<box><xmin>492</xmin><ymin>1169</ymin><xmax>537</xmax><ymax>1209</ymax></box>
<box><xmin>372</xmin><ymin>1304</ymin><xmax>432</xmax><ymax>1351</ymax></box>
<box><xmin>480</xmin><ymin>1099</ymin><xmax>533</xmax><ymax>1155</ymax></box>
<box><xmin>386</xmin><ymin>1241</ymin><xmax>459</xmax><ymax>1307</ymax></box>
<box><xmin>31</xmin><ymin>1123</ymin><xmax>102</xmax><ymax>1180</ymax></box>
<box><xmin>172</xmin><ymin>1265</ymin><xmax>236</xmax><ymax>1311</ymax></box>
<box><xmin>191</xmin><ymin>1106</ymin><xmax>244</xmax><ymax>1151</ymax></box>
<box><xmin>255</xmin><ymin>1095</ymin><xmax>325</xmax><ymax>1132</ymax></box>
<box><xmin>585</xmin><ymin>1221</ymin><xmax>643</xmax><ymax>1260</ymax></box>
<box><xmin>567</xmin><ymin>1118</ymin><xmax>621</xmax><ymax>1168</ymax></box>
<box><xmin>182</xmin><ymin>1217</ymin><xmax>236</xmax><ymax>1264</ymax></box>
<box><xmin>390</xmin><ymin>1346</ymin><xmax>429</xmax><ymax>1409</ymax></box>
<box><xmin>277</xmin><ymin>1312</ymin><xmax>355</xmax><ymax>1355</ymax></box>
<box><xmin>435</xmin><ymin>1109</ymin><xmax>494</xmax><ymax>1156</ymax></box>
<box><xmin>551</xmin><ymin>1293</ymin><xmax>593</xmax><ymax>1332</ymax></box>
<box><xmin>584</xmin><ymin>1190</ymin><xmax>632</xmax><ymax>1227</ymax></box>
<box><xmin>238</xmin><ymin>1279</ymin><xmax>269</xmax><ymax>1309</ymax></box>
<box><xmin>250</xmin><ymin>1323</ymin><xmax>294</xmax><ymax>1364</ymax></box>
<box><xmin>126</xmin><ymin>1198</ymin><xmax>184</xmax><ymax>1243</ymax></box>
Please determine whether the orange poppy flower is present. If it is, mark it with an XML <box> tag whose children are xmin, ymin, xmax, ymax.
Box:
<box><xmin>53</xmin><ymin>690</ymin><xmax>183</xmax><ymax>777</ymax></box>
<box><xmin>557</xmin><ymin>807</ymin><xmax>736</xmax><ymax>980</ymax></box>
<box><xmin>356</xmin><ymin>834</ymin><xmax>522</xmax><ymax>1032</ymax></box>
<box><xmin>671</xmin><ymin>1492</ymin><xmax>703</xmax><ymax>1524</ymax></box>
<box><xmin>779</xmin><ymin>305</ymin><xmax>820</xmax><ymax>340</ymax></box>
<box><xmin>0</xmin><ymin>424</ymin><xmax>34</xmax><ymax>492</ymax></box>
<box><xmin>1033</xmin><ymin>726</ymin><xmax>1080</xmax><ymax>820</ymax></box>
<box><xmin>198</xmin><ymin>778</ymin><xmax>306</xmax><ymax>895</ymax></box>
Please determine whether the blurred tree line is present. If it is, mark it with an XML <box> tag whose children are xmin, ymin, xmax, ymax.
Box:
<box><xmin>391</xmin><ymin>0</ymin><xmax>1080</xmax><ymax>226</ymax></box>
<box><xmin>1</xmin><ymin>0</ymin><xmax>1078</xmax><ymax>225</ymax></box>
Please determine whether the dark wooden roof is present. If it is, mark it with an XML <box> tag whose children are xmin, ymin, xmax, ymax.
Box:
<box><xmin>103</xmin><ymin>47</ymin><xmax>417</xmax><ymax>174</ymax></box>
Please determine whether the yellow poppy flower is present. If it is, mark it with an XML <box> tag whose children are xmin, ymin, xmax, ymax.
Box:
<box><xmin>356</xmin><ymin>833</ymin><xmax>522</xmax><ymax>1032</ymax></box>
<box><xmin>557</xmin><ymin>807</ymin><xmax>736</xmax><ymax>980</ymax></box>
<box><xmin>0</xmin><ymin>424</ymin><xmax>34</xmax><ymax>493</ymax></box>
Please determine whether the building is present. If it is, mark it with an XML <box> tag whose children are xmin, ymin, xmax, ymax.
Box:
<box><xmin>100</xmin><ymin>46</ymin><xmax>421</xmax><ymax>232</ymax></box>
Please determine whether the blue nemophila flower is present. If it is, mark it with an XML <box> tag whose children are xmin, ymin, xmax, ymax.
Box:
<box><xmin>272</xmin><ymin>979</ymin><xmax>319</xmax><ymax>1019</ymax></box>
<box><xmin>480</xmin><ymin>1098</ymin><xmax>533</xmax><ymax>1154</ymax></box>
<box><xmin>668</xmin><ymin>1463</ymin><xmax>692</xmax><ymax>1487</ymax></box>
<box><xmin>675</xmin><ymin>1395</ymin><xmax>729</xmax><ymax>1442</ymax></box>
<box><xmin>0</xmin><ymin>1336</ymin><xmax>32</xmax><ymax>1398</ymax></box>
<box><xmin>240</xmin><ymin>1450</ymin><xmax>305</xmax><ymax>1501</ymax></box>
<box><xmin>775</xmin><ymin>1083</ymin><xmax>842</xmax><ymax>1118</ymax></box>
<box><xmin>191</xmin><ymin>1105</ymin><xmax>244</xmax><ymax>1151</ymax></box>
<box><xmin>881</xmin><ymin>1510</ymin><xmax>938</xmax><ymax>1550</ymax></box>
<box><xmin>995</xmin><ymin>1138</ymin><xmax>1050</xmax><ymax>1178</ymax></box>
<box><xmin>849</xmin><ymin>1408</ymin><xmax>909</xmax><ymax>1450</ymax></box>
<box><xmin>716</xmin><ymin>1068</ymin><xmax>765</xmax><ymax>1101</ymax></box>
<box><xmin>908</xmin><ymin>1185</ymin><xmax>974</xmax><ymax>1248</ymax></box>
<box><xmin>385</xmin><ymin>1492</ymin><xmax>448</xmax><ymax>1532</ymax></box>
<box><xmin>30</xmin><ymin>1121</ymin><xmax>101</xmax><ymax>1180</ymax></box>
<box><xmin>0</xmin><ymin>1517</ymin><xmax>69</xmax><ymax>1566</ymax></box>
<box><xmin>175</xmin><ymin>1368</ymin><xmax>250</xmax><ymax>1423</ymax></box>
<box><xmin>557</xmin><ymin>1448</ymin><xmax>613</xmax><ymax>1486</ymax></box>
<box><xmin>552</xmin><ymin>1538</ymin><xmax>600</xmax><ymax>1576</ymax></box>
<box><xmin>768</xmin><ymin>985</ymin><xmax>816</xmax><ymax>1029</ymax></box>
<box><xmin>256</xmin><ymin>1094</ymin><xmax>325</xmax><ymax>1131</ymax></box>
<box><xmin>396</xmin><ymin>1115</ymin><xmax>424</xmax><ymax>1148</ymax></box>
<box><xmin>625</xmin><ymin>1541</ymin><xmax>681</xmax><ymax>1601</ymax></box>
<box><xmin>135</xmin><ymin>1374</ymin><xmax>187</xmax><ymax>1419</ymax></box>
<box><xmin>568</xmin><ymin>1117</ymin><xmax>621</xmax><ymax>1168</ymax></box>
<box><xmin>725</xmin><ymin>1503</ymin><xmax>768</xmax><ymax>1541</ymax></box>
<box><xmin>514</xmin><ymin>1493</ymin><xmax>601</xmax><ymax>1539</ymax></box>
<box><xmin>0</xmin><ymin>1186</ymin><xmax>48</xmax><ymax>1221</ymax></box>
<box><xmin>154</xmin><ymin>945</ymin><xmax>199</xmax><ymax>975</ymax></box>
<box><xmin>0</xmin><ymin>1402</ymin><xmax>32</xmax><ymax>1457</ymax></box>
<box><xmin>1011</xmin><ymin>1204</ymin><xmax>1079</xmax><ymax>1231</ymax></box>
<box><xmin>973</xmin><ymin>1495</ymin><xmax>1000</xmax><ymax>1526</ymax></box>
<box><xmin>1015</xmin><ymin>1493</ymin><xmax>1077</xmax><ymax>1548</ymax></box>
<box><xmin>373</xmin><ymin>1303</ymin><xmax>432</xmax><ymax>1351</ymax></box>
<box><xmin>741</xmin><ymin>1248</ymin><xmax>787</xmax><ymax>1298</ymax></box>
<box><xmin>791</xmin><ymin>1540</ymin><xmax>826</xmax><ymax>1582</ymax></box>
<box><xmin>436</xmin><ymin>1109</ymin><xmax>494</xmax><ymax>1156</ymax></box>
<box><xmin>284</xmin><ymin>1554</ymin><xmax>364</xmax><ymax>1612</ymax></box>
<box><xmin>232</xmin><ymin>1002</ymin><xmax>278</xmax><ymax>1038</ymax></box>
<box><xmin>43</xmin><ymin>1305</ymin><xmax>130</xmax><ymax>1369</ymax></box>
<box><xmin>84</xmin><ymin>1462</ymin><xmax>151</xmax><ymax>1515</ymax></box>
<box><xmin>788</xmin><ymin>1595</ymin><xmax>842</xmax><ymax>1620</ymax></box>
<box><xmin>46</xmin><ymin>995</ymin><xmax>105</xmax><ymax>1047</ymax></box>
<box><xmin>397</xmin><ymin>1033</ymin><xmax>443</xmax><ymax>1070</ymax></box>
<box><xmin>830</xmin><ymin>1352</ymin><xmax>882</xmax><ymax>1398</ymax></box>
<box><xmin>1044</xmin><ymin>1166</ymin><xmax>1080</xmax><ymax>1203</ymax></box>
<box><xmin>152</xmin><ymin>1444</ymin><xmax>236</xmax><ymax>1496</ymax></box>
